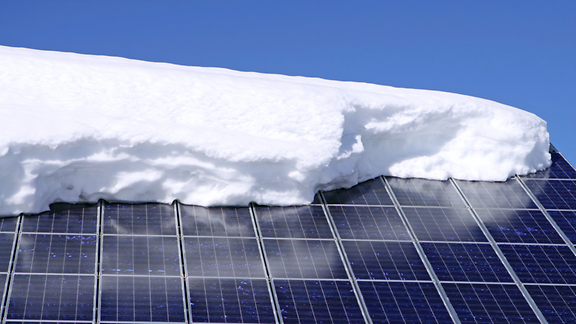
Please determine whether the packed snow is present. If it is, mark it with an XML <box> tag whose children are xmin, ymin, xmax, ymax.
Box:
<box><xmin>0</xmin><ymin>46</ymin><xmax>551</xmax><ymax>215</ymax></box>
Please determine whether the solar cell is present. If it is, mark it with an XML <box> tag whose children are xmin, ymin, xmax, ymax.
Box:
<box><xmin>455</xmin><ymin>178</ymin><xmax>538</xmax><ymax>209</ymax></box>
<box><xmin>547</xmin><ymin>210</ymin><xmax>576</xmax><ymax>243</ymax></box>
<box><xmin>402</xmin><ymin>207</ymin><xmax>487</xmax><ymax>242</ymax></box>
<box><xmin>274</xmin><ymin>280</ymin><xmax>365</xmax><ymax>324</ymax></box>
<box><xmin>0</xmin><ymin>217</ymin><xmax>18</xmax><ymax>233</ymax></box>
<box><xmin>21</xmin><ymin>204</ymin><xmax>98</xmax><ymax>234</ymax></box>
<box><xmin>443</xmin><ymin>283</ymin><xmax>539</xmax><ymax>323</ymax></box>
<box><xmin>524</xmin><ymin>179</ymin><xmax>576</xmax><ymax>210</ymax></box>
<box><xmin>421</xmin><ymin>243</ymin><xmax>513</xmax><ymax>282</ymax></box>
<box><xmin>103</xmin><ymin>203</ymin><xmax>176</xmax><ymax>235</ymax></box>
<box><xmin>254</xmin><ymin>205</ymin><xmax>333</xmax><ymax>239</ymax></box>
<box><xmin>328</xmin><ymin>206</ymin><xmax>410</xmax><ymax>240</ymax></box>
<box><xmin>387</xmin><ymin>177</ymin><xmax>466</xmax><ymax>207</ymax></box>
<box><xmin>526</xmin><ymin>284</ymin><xmax>576</xmax><ymax>323</ymax></box>
<box><xmin>358</xmin><ymin>281</ymin><xmax>452</xmax><ymax>324</ymax></box>
<box><xmin>180</xmin><ymin>205</ymin><xmax>255</xmax><ymax>237</ymax></box>
<box><xmin>322</xmin><ymin>177</ymin><xmax>393</xmax><ymax>205</ymax></box>
<box><xmin>523</xmin><ymin>152</ymin><xmax>576</xmax><ymax>179</ymax></box>
<box><xmin>0</xmin><ymin>233</ymin><xmax>16</xmax><ymax>273</ymax></box>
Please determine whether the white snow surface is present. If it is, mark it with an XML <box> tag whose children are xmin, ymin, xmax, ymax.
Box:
<box><xmin>0</xmin><ymin>46</ymin><xmax>551</xmax><ymax>215</ymax></box>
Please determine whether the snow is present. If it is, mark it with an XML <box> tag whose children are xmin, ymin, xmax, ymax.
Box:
<box><xmin>0</xmin><ymin>46</ymin><xmax>551</xmax><ymax>215</ymax></box>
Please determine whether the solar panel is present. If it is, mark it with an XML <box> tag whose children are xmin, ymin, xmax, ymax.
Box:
<box><xmin>1</xmin><ymin>149</ymin><xmax>575</xmax><ymax>323</ymax></box>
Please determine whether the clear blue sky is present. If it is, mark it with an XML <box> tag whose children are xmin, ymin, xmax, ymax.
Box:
<box><xmin>1</xmin><ymin>1</ymin><xmax>574</xmax><ymax>164</ymax></box>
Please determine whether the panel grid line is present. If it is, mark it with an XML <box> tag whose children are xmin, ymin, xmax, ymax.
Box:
<box><xmin>0</xmin><ymin>215</ymin><xmax>21</xmax><ymax>323</ymax></box>
<box><xmin>450</xmin><ymin>178</ymin><xmax>549</xmax><ymax>324</ymax></box>
<box><xmin>382</xmin><ymin>176</ymin><xmax>461</xmax><ymax>324</ymax></box>
<box><xmin>96</xmin><ymin>200</ymin><xmax>104</xmax><ymax>324</ymax></box>
<box><xmin>172</xmin><ymin>201</ymin><xmax>190</xmax><ymax>324</ymax></box>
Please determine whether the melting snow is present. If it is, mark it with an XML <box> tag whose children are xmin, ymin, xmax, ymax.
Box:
<box><xmin>0</xmin><ymin>46</ymin><xmax>551</xmax><ymax>215</ymax></box>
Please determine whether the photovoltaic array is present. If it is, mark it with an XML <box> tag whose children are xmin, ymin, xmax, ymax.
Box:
<box><xmin>0</xmin><ymin>152</ymin><xmax>575</xmax><ymax>323</ymax></box>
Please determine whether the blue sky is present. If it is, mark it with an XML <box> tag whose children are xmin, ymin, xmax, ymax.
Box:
<box><xmin>1</xmin><ymin>1</ymin><xmax>574</xmax><ymax>164</ymax></box>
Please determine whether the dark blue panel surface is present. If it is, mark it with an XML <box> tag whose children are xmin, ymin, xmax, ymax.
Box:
<box><xmin>525</xmin><ymin>179</ymin><xmax>576</xmax><ymax>210</ymax></box>
<box><xmin>103</xmin><ymin>203</ymin><xmax>176</xmax><ymax>235</ymax></box>
<box><xmin>476</xmin><ymin>209</ymin><xmax>564</xmax><ymax>244</ymax></box>
<box><xmin>275</xmin><ymin>280</ymin><xmax>365</xmax><ymax>324</ymax></box>
<box><xmin>22</xmin><ymin>204</ymin><xmax>97</xmax><ymax>234</ymax></box>
<box><xmin>180</xmin><ymin>205</ymin><xmax>255</xmax><ymax>237</ymax></box>
<box><xmin>422</xmin><ymin>243</ymin><xmax>513</xmax><ymax>282</ymax></box>
<box><xmin>255</xmin><ymin>205</ymin><xmax>333</xmax><ymax>239</ymax></box>
<box><xmin>102</xmin><ymin>235</ymin><xmax>181</xmax><ymax>276</ymax></box>
<box><xmin>443</xmin><ymin>283</ymin><xmax>539</xmax><ymax>324</ymax></box>
<box><xmin>548</xmin><ymin>210</ymin><xmax>576</xmax><ymax>243</ymax></box>
<box><xmin>456</xmin><ymin>179</ymin><xmax>538</xmax><ymax>209</ymax></box>
<box><xmin>343</xmin><ymin>241</ymin><xmax>429</xmax><ymax>280</ymax></box>
<box><xmin>499</xmin><ymin>244</ymin><xmax>576</xmax><ymax>284</ymax></box>
<box><xmin>188</xmin><ymin>278</ymin><xmax>275</xmax><ymax>323</ymax></box>
<box><xmin>7</xmin><ymin>274</ymin><xmax>94</xmax><ymax>321</ymax></box>
<box><xmin>15</xmin><ymin>234</ymin><xmax>96</xmax><ymax>274</ymax></box>
<box><xmin>264</xmin><ymin>239</ymin><xmax>346</xmax><ymax>279</ymax></box>
<box><xmin>0</xmin><ymin>273</ymin><xmax>6</xmax><ymax>314</ymax></box>
<box><xmin>387</xmin><ymin>177</ymin><xmax>465</xmax><ymax>207</ymax></box>
<box><xmin>0</xmin><ymin>233</ymin><xmax>15</xmax><ymax>272</ymax></box>
<box><xmin>523</xmin><ymin>153</ymin><xmax>576</xmax><ymax>179</ymax></box>
<box><xmin>184</xmin><ymin>237</ymin><xmax>264</xmax><ymax>278</ymax></box>
<box><xmin>329</xmin><ymin>206</ymin><xmax>410</xmax><ymax>240</ymax></box>
<box><xmin>100</xmin><ymin>275</ymin><xmax>185</xmax><ymax>322</ymax></box>
<box><xmin>527</xmin><ymin>284</ymin><xmax>576</xmax><ymax>323</ymax></box>
<box><xmin>359</xmin><ymin>281</ymin><xmax>451</xmax><ymax>324</ymax></box>
<box><xmin>403</xmin><ymin>207</ymin><xmax>486</xmax><ymax>242</ymax></box>
<box><xmin>323</xmin><ymin>177</ymin><xmax>393</xmax><ymax>206</ymax></box>
<box><xmin>0</xmin><ymin>216</ymin><xmax>18</xmax><ymax>232</ymax></box>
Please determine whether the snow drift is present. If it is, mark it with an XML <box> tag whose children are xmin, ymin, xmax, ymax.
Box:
<box><xmin>0</xmin><ymin>46</ymin><xmax>550</xmax><ymax>215</ymax></box>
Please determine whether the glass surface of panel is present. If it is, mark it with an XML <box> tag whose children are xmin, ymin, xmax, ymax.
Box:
<box><xmin>329</xmin><ymin>206</ymin><xmax>410</xmax><ymax>240</ymax></box>
<box><xmin>548</xmin><ymin>210</ymin><xmax>576</xmax><ymax>243</ymax></box>
<box><xmin>422</xmin><ymin>243</ymin><xmax>513</xmax><ymax>282</ymax></box>
<box><xmin>523</xmin><ymin>153</ymin><xmax>576</xmax><ymax>179</ymax></box>
<box><xmin>274</xmin><ymin>280</ymin><xmax>365</xmax><ymax>324</ymax></box>
<box><xmin>0</xmin><ymin>216</ymin><xmax>19</xmax><ymax>232</ymax></box>
<box><xmin>499</xmin><ymin>244</ymin><xmax>576</xmax><ymax>284</ymax></box>
<box><xmin>456</xmin><ymin>179</ymin><xmax>538</xmax><ymax>209</ymax></box>
<box><xmin>101</xmin><ymin>235</ymin><xmax>181</xmax><ymax>276</ymax></box>
<box><xmin>188</xmin><ymin>278</ymin><xmax>275</xmax><ymax>323</ymax></box>
<box><xmin>403</xmin><ymin>207</ymin><xmax>486</xmax><ymax>242</ymax></box>
<box><xmin>0</xmin><ymin>233</ymin><xmax>16</xmax><ymax>272</ymax></box>
<box><xmin>255</xmin><ymin>205</ymin><xmax>333</xmax><ymax>239</ymax></box>
<box><xmin>387</xmin><ymin>177</ymin><xmax>465</xmax><ymax>207</ymax></box>
<box><xmin>359</xmin><ymin>281</ymin><xmax>451</xmax><ymax>324</ymax></box>
<box><xmin>264</xmin><ymin>239</ymin><xmax>346</xmax><ymax>279</ymax></box>
<box><xmin>15</xmin><ymin>234</ymin><xmax>96</xmax><ymax>274</ymax></box>
<box><xmin>525</xmin><ymin>179</ymin><xmax>576</xmax><ymax>210</ymax></box>
<box><xmin>21</xmin><ymin>204</ymin><xmax>98</xmax><ymax>234</ymax></box>
<box><xmin>443</xmin><ymin>283</ymin><xmax>539</xmax><ymax>324</ymax></box>
<box><xmin>103</xmin><ymin>203</ymin><xmax>176</xmax><ymax>235</ymax></box>
<box><xmin>7</xmin><ymin>274</ymin><xmax>94</xmax><ymax>321</ymax></box>
<box><xmin>526</xmin><ymin>284</ymin><xmax>576</xmax><ymax>323</ymax></box>
<box><xmin>476</xmin><ymin>209</ymin><xmax>564</xmax><ymax>244</ymax></box>
<box><xmin>100</xmin><ymin>275</ymin><xmax>185</xmax><ymax>322</ymax></box>
<box><xmin>184</xmin><ymin>237</ymin><xmax>264</xmax><ymax>278</ymax></box>
<box><xmin>343</xmin><ymin>241</ymin><xmax>429</xmax><ymax>280</ymax></box>
<box><xmin>323</xmin><ymin>177</ymin><xmax>393</xmax><ymax>206</ymax></box>
<box><xmin>180</xmin><ymin>205</ymin><xmax>255</xmax><ymax>237</ymax></box>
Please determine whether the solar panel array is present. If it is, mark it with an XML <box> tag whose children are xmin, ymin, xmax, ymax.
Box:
<box><xmin>0</xmin><ymin>152</ymin><xmax>575</xmax><ymax>323</ymax></box>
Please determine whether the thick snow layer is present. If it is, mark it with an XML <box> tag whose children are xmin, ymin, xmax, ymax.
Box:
<box><xmin>0</xmin><ymin>46</ymin><xmax>551</xmax><ymax>215</ymax></box>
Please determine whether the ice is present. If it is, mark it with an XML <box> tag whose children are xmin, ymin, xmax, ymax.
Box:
<box><xmin>0</xmin><ymin>46</ymin><xmax>551</xmax><ymax>215</ymax></box>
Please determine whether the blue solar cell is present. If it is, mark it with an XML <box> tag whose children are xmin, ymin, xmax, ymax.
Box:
<box><xmin>255</xmin><ymin>205</ymin><xmax>333</xmax><ymax>239</ymax></box>
<box><xmin>443</xmin><ymin>283</ymin><xmax>539</xmax><ymax>324</ymax></box>
<box><xmin>103</xmin><ymin>203</ymin><xmax>176</xmax><ymax>235</ymax></box>
<box><xmin>526</xmin><ymin>284</ymin><xmax>576</xmax><ymax>323</ymax></box>
<box><xmin>422</xmin><ymin>243</ymin><xmax>513</xmax><ymax>282</ymax></box>
<box><xmin>100</xmin><ymin>275</ymin><xmax>185</xmax><ymax>322</ymax></box>
<box><xmin>0</xmin><ymin>273</ymin><xmax>6</xmax><ymax>313</ymax></box>
<box><xmin>343</xmin><ymin>241</ymin><xmax>430</xmax><ymax>280</ymax></box>
<box><xmin>523</xmin><ymin>153</ymin><xmax>576</xmax><ymax>179</ymax></box>
<box><xmin>188</xmin><ymin>278</ymin><xmax>275</xmax><ymax>323</ymax></box>
<box><xmin>323</xmin><ymin>177</ymin><xmax>393</xmax><ymax>205</ymax></box>
<box><xmin>476</xmin><ymin>209</ymin><xmax>564</xmax><ymax>244</ymax></box>
<box><xmin>275</xmin><ymin>280</ymin><xmax>365</xmax><ymax>324</ymax></box>
<box><xmin>7</xmin><ymin>274</ymin><xmax>94</xmax><ymax>321</ymax></box>
<box><xmin>15</xmin><ymin>234</ymin><xmax>96</xmax><ymax>274</ymax></box>
<box><xmin>403</xmin><ymin>207</ymin><xmax>487</xmax><ymax>242</ymax></box>
<box><xmin>101</xmin><ymin>235</ymin><xmax>181</xmax><ymax>276</ymax></box>
<box><xmin>387</xmin><ymin>177</ymin><xmax>465</xmax><ymax>207</ymax></box>
<box><xmin>499</xmin><ymin>244</ymin><xmax>576</xmax><ymax>284</ymax></box>
<box><xmin>0</xmin><ymin>233</ymin><xmax>16</xmax><ymax>272</ymax></box>
<box><xmin>22</xmin><ymin>204</ymin><xmax>97</xmax><ymax>234</ymax></box>
<box><xmin>328</xmin><ymin>206</ymin><xmax>410</xmax><ymax>240</ymax></box>
<box><xmin>455</xmin><ymin>179</ymin><xmax>538</xmax><ymax>209</ymax></box>
<box><xmin>359</xmin><ymin>281</ymin><xmax>451</xmax><ymax>324</ymax></box>
<box><xmin>524</xmin><ymin>179</ymin><xmax>576</xmax><ymax>210</ymax></box>
<box><xmin>184</xmin><ymin>237</ymin><xmax>265</xmax><ymax>278</ymax></box>
<box><xmin>264</xmin><ymin>239</ymin><xmax>347</xmax><ymax>279</ymax></box>
<box><xmin>548</xmin><ymin>210</ymin><xmax>576</xmax><ymax>243</ymax></box>
<box><xmin>0</xmin><ymin>216</ymin><xmax>18</xmax><ymax>232</ymax></box>
<box><xmin>179</xmin><ymin>205</ymin><xmax>255</xmax><ymax>237</ymax></box>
